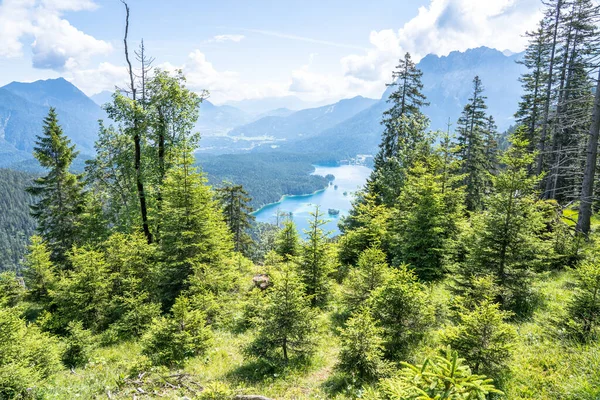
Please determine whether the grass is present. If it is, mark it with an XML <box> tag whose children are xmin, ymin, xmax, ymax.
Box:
<box><xmin>39</xmin><ymin>319</ymin><xmax>341</xmax><ymax>399</ymax></box>
<box><xmin>35</xmin><ymin>271</ymin><xmax>600</xmax><ymax>399</ymax></box>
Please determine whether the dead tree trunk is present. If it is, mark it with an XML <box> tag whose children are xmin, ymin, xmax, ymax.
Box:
<box><xmin>576</xmin><ymin>68</ymin><xmax>600</xmax><ymax>236</ymax></box>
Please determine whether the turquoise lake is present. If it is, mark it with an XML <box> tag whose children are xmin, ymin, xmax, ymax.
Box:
<box><xmin>252</xmin><ymin>164</ymin><xmax>372</xmax><ymax>237</ymax></box>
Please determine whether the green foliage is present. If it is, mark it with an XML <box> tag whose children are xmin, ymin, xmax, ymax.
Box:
<box><xmin>0</xmin><ymin>168</ymin><xmax>37</xmax><ymax>272</ymax></box>
<box><xmin>102</xmin><ymin>232</ymin><xmax>161</xmax><ymax>338</ymax></box>
<box><xmin>22</xmin><ymin>235</ymin><xmax>55</xmax><ymax>304</ymax></box>
<box><xmin>390</xmin><ymin>161</ymin><xmax>463</xmax><ymax>281</ymax></box>
<box><xmin>246</xmin><ymin>264</ymin><xmax>316</xmax><ymax>364</ymax></box>
<box><xmin>339</xmin><ymin>192</ymin><xmax>391</xmax><ymax>267</ymax></box>
<box><xmin>275</xmin><ymin>219</ymin><xmax>301</xmax><ymax>261</ymax></box>
<box><xmin>198</xmin><ymin>381</ymin><xmax>235</xmax><ymax>399</ymax></box>
<box><xmin>62</xmin><ymin>321</ymin><xmax>94</xmax><ymax>368</ymax></box>
<box><xmin>0</xmin><ymin>307</ymin><xmax>61</xmax><ymax>398</ymax></box>
<box><xmin>442</xmin><ymin>300</ymin><xmax>516</xmax><ymax>376</ymax></box>
<box><xmin>298</xmin><ymin>206</ymin><xmax>335</xmax><ymax>307</ymax></box>
<box><xmin>27</xmin><ymin>107</ymin><xmax>84</xmax><ymax>266</ymax></box>
<box><xmin>366</xmin><ymin>52</ymin><xmax>430</xmax><ymax>207</ymax></box>
<box><xmin>377</xmin><ymin>348</ymin><xmax>503</xmax><ymax>399</ymax></box>
<box><xmin>371</xmin><ymin>265</ymin><xmax>432</xmax><ymax>360</ymax></box>
<box><xmin>343</xmin><ymin>247</ymin><xmax>391</xmax><ymax>313</ymax></box>
<box><xmin>0</xmin><ymin>271</ymin><xmax>25</xmax><ymax>308</ymax></box>
<box><xmin>216</xmin><ymin>183</ymin><xmax>255</xmax><ymax>256</ymax></box>
<box><xmin>159</xmin><ymin>144</ymin><xmax>233</xmax><ymax>308</ymax></box>
<box><xmin>142</xmin><ymin>296</ymin><xmax>212</xmax><ymax>367</ymax></box>
<box><xmin>52</xmin><ymin>246</ymin><xmax>110</xmax><ymax>332</ymax></box>
<box><xmin>367</xmin><ymin>115</ymin><xmax>432</xmax><ymax>207</ymax></box>
<box><xmin>456</xmin><ymin>129</ymin><xmax>551</xmax><ymax>316</ymax></box>
<box><xmin>563</xmin><ymin>258</ymin><xmax>600</xmax><ymax>342</ymax></box>
<box><xmin>248</xmin><ymin>222</ymin><xmax>279</xmax><ymax>263</ymax></box>
<box><xmin>455</xmin><ymin>76</ymin><xmax>494</xmax><ymax>212</ymax></box>
<box><xmin>337</xmin><ymin>307</ymin><xmax>386</xmax><ymax>382</ymax></box>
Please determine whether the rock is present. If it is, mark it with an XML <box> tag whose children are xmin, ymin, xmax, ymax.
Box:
<box><xmin>234</xmin><ymin>396</ymin><xmax>273</xmax><ymax>400</ymax></box>
<box><xmin>252</xmin><ymin>274</ymin><xmax>270</xmax><ymax>290</ymax></box>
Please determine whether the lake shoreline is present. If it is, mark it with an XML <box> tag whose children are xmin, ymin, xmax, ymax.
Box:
<box><xmin>251</xmin><ymin>164</ymin><xmax>371</xmax><ymax>237</ymax></box>
<box><xmin>251</xmin><ymin>164</ymin><xmax>331</xmax><ymax>215</ymax></box>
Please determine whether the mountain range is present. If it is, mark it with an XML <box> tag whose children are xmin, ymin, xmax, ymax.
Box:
<box><xmin>0</xmin><ymin>78</ymin><xmax>105</xmax><ymax>166</ymax></box>
<box><xmin>273</xmin><ymin>47</ymin><xmax>525</xmax><ymax>157</ymax></box>
<box><xmin>0</xmin><ymin>47</ymin><xmax>525</xmax><ymax>167</ymax></box>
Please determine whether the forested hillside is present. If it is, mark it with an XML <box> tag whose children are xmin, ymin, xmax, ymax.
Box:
<box><xmin>0</xmin><ymin>169</ymin><xmax>36</xmax><ymax>271</ymax></box>
<box><xmin>2</xmin><ymin>1</ymin><xmax>600</xmax><ymax>399</ymax></box>
<box><xmin>199</xmin><ymin>152</ymin><xmax>331</xmax><ymax>208</ymax></box>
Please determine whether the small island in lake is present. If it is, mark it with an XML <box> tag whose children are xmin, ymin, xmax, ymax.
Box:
<box><xmin>328</xmin><ymin>208</ymin><xmax>340</xmax><ymax>216</ymax></box>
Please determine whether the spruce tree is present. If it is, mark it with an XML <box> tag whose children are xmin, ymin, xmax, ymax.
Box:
<box><xmin>390</xmin><ymin>161</ymin><xmax>463</xmax><ymax>281</ymax></box>
<box><xmin>442</xmin><ymin>300</ymin><xmax>516</xmax><ymax>377</ymax></box>
<box><xmin>366</xmin><ymin>52</ymin><xmax>430</xmax><ymax>206</ymax></box>
<box><xmin>246</xmin><ymin>264</ymin><xmax>316</xmax><ymax>363</ymax></box>
<box><xmin>298</xmin><ymin>206</ymin><xmax>333</xmax><ymax>307</ymax></box>
<box><xmin>564</xmin><ymin>256</ymin><xmax>600</xmax><ymax>341</ymax></box>
<box><xmin>338</xmin><ymin>191</ymin><xmax>391</xmax><ymax>267</ymax></box>
<box><xmin>216</xmin><ymin>183</ymin><xmax>255</xmax><ymax>255</ymax></box>
<box><xmin>343</xmin><ymin>247</ymin><xmax>391</xmax><ymax>313</ymax></box>
<box><xmin>378</xmin><ymin>348</ymin><xmax>503</xmax><ymax>399</ymax></box>
<box><xmin>159</xmin><ymin>144</ymin><xmax>233</xmax><ymax>308</ymax></box>
<box><xmin>457</xmin><ymin>128</ymin><xmax>551</xmax><ymax>315</ymax></box>
<box><xmin>371</xmin><ymin>265</ymin><xmax>432</xmax><ymax>360</ymax></box>
<box><xmin>515</xmin><ymin>22</ymin><xmax>551</xmax><ymax>151</ymax></box>
<box><xmin>336</xmin><ymin>307</ymin><xmax>386</xmax><ymax>382</ymax></box>
<box><xmin>27</xmin><ymin>108</ymin><xmax>84</xmax><ymax>266</ymax></box>
<box><xmin>22</xmin><ymin>236</ymin><xmax>56</xmax><ymax>305</ymax></box>
<box><xmin>455</xmin><ymin>76</ymin><xmax>490</xmax><ymax>211</ymax></box>
<box><xmin>275</xmin><ymin>219</ymin><xmax>301</xmax><ymax>261</ymax></box>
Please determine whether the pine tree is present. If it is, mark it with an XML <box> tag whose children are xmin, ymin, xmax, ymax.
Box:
<box><xmin>378</xmin><ymin>348</ymin><xmax>503</xmax><ymax>399</ymax></box>
<box><xmin>515</xmin><ymin>22</ymin><xmax>551</xmax><ymax>152</ymax></box>
<box><xmin>563</xmin><ymin>254</ymin><xmax>600</xmax><ymax>341</ymax></box>
<box><xmin>216</xmin><ymin>183</ymin><xmax>255</xmax><ymax>255</ymax></box>
<box><xmin>27</xmin><ymin>108</ymin><xmax>84</xmax><ymax>266</ymax></box>
<box><xmin>390</xmin><ymin>161</ymin><xmax>463</xmax><ymax>281</ymax></box>
<box><xmin>442</xmin><ymin>300</ymin><xmax>516</xmax><ymax>377</ymax></box>
<box><xmin>246</xmin><ymin>264</ymin><xmax>316</xmax><ymax>363</ymax></box>
<box><xmin>343</xmin><ymin>247</ymin><xmax>391</xmax><ymax>313</ymax></box>
<box><xmin>576</xmin><ymin>67</ymin><xmax>600</xmax><ymax>235</ymax></box>
<box><xmin>336</xmin><ymin>307</ymin><xmax>386</xmax><ymax>382</ymax></box>
<box><xmin>159</xmin><ymin>144</ymin><xmax>233</xmax><ymax>308</ymax></box>
<box><xmin>371</xmin><ymin>265</ymin><xmax>432</xmax><ymax>360</ymax></box>
<box><xmin>366</xmin><ymin>52</ymin><xmax>430</xmax><ymax>206</ymax></box>
<box><xmin>53</xmin><ymin>246</ymin><xmax>111</xmax><ymax>332</ymax></box>
<box><xmin>457</xmin><ymin>128</ymin><xmax>552</xmax><ymax>315</ymax></box>
<box><xmin>142</xmin><ymin>296</ymin><xmax>212</xmax><ymax>367</ymax></box>
<box><xmin>298</xmin><ymin>206</ymin><xmax>333</xmax><ymax>307</ymax></box>
<box><xmin>338</xmin><ymin>191</ymin><xmax>391</xmax><ymax>267</ymax></box>
<box><xmin>541</xmin><ymin>0</ymin><xmax>599</xmax><ymax>202</ymax></box>
<box><xmin>22</xmin><ymin>236</ymin><xmax>56</xmax><ymax>304</ymax></box>
<box><xmin>455</xmin><ymin>76</ymin><xmax>490</xmax><ymax>211</ymax></box>
<box><xmin>275</xmin><ymin>219</ymin><xmax>301</xmax><ymax>261</ymax></box>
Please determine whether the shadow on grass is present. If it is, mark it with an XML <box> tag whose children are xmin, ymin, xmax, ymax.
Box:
<box><xmin>225</xmin><ymin>356</ymin><xmax>311</xmax><ymax>385</ymax></box>
<box><xmin>322</xmin><ymin>372</ymin><xmax>370</xmax><ymax>398</ymax></box>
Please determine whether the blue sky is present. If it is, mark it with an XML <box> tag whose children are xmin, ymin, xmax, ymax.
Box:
<box><xmin>0</xmin><ymin>0</ymin><xmax>542</xmax><ymax>104</ymax></box>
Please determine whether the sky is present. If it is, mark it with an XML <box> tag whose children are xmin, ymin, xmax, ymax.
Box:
<box><xmin>0</xmin><ymin>0</ymin><xmax>543</xmax><ymax>104</ymax></box>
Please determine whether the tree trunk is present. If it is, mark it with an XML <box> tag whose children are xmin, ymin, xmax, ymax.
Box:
<box><xmin>576</xmin><ymin>68</ymin><xmax>600</xmax><ymax>235</ymax></box>
<box><xmin>122</xmin><ymin>1</ymin><xmax>152</xmax><ymax>244</ymax></box>
<box><xmin>537</xmin><ymin>0</ymin><xmax>562</xmax><ymax>176</ymax></box>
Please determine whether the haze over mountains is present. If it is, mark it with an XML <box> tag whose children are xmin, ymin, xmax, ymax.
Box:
<box><xmin>1</xmin><ymin>47</ymin><xmax>524</xmax><ymax>166</ymax></box>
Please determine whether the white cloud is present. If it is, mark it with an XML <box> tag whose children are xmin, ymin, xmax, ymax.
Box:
<box><xmin>65</xmin><ymin>61</ymin><xmax>129</xmax><ymax>95</ymax></box>
<box><xmin>211</xmin><ymin>34</ymin><xmax>245</xmax><ymax>43</ymax></box>
<box><xmin>0</xmin><ymin>0</ymin><xmax>111</xmax><ymax>69</ymax></box>
<box><xmin>340</xmin><ymin>0</ymin><xmax>542</xmax><ymax>86</ymax></box>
